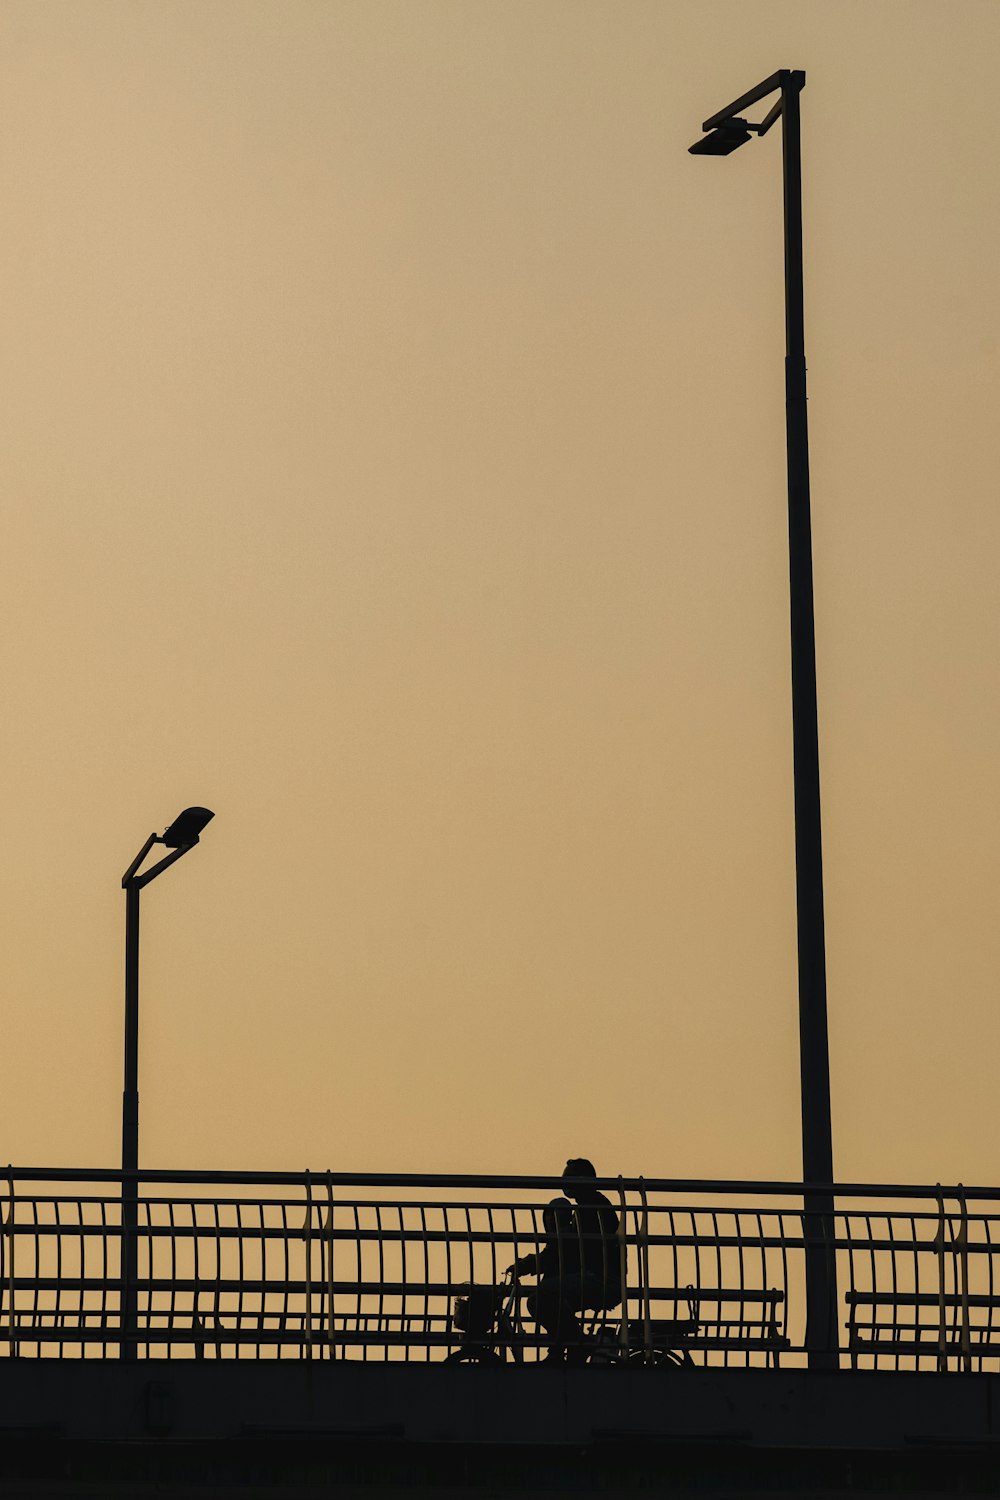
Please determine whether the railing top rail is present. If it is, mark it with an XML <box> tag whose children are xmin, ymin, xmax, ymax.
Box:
<box><xmin>5</xmin><ymin>1168</ymin><xmax>999</xmax><ymax>1200</ymax></box>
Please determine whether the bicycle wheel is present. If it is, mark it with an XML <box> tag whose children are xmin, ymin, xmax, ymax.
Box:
<box><xmin>444</xmin><ymin>1345</ymin><xmax>505</xmax><ymax>1365</ymax></box>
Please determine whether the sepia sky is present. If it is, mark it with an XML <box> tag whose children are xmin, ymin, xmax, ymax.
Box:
<box><xmin>2</xmin><ymin>0</ymin><xmax>998</xmax><ymax>1186</ymax></box>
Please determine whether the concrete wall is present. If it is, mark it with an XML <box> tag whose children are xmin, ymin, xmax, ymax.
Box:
<box><xmin>2</xmin><ymin>1362</ymin><xmax>1000</xmax><ymax>1495</ymax></box>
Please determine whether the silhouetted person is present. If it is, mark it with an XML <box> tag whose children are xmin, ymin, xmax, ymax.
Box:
<box><xmin>510</xmin><ymin>1159</ymin><xmax>621</xmax><ymax>1364</ymax></box>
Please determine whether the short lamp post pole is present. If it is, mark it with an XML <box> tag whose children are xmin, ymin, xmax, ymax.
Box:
<box><xmin>119</xmin><ymin>808</ymin><xmax>214</xmax><ymax>1361</ymax></box>
<box><xmin>122</xmin><ymin>876</ymin><xmax>143</xmax><ymax>1178</ymax></box>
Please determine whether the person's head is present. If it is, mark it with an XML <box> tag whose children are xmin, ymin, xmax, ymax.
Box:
<box><xmin>562</xmin><ymin>1158</ymin><xmax>598</xmax><ymax>1201</ymax></box>
<box><xmin>543</xmin><ymin>1196</ymin><xmax>573</xmax><ymax>1234</ymax></box>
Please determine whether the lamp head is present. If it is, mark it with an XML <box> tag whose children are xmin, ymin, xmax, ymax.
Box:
<box><xmin>689</xmin><ymin>121</ymin><xmax>752</xmax><ymax>156</ymax></box>
<box><xmin>160</xmin><ymin>806</ymin><xmax>215</xmax><ymax>848</ymax></box>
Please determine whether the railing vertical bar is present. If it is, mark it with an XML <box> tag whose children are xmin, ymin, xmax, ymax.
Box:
<box><xmin>911</xmin><ymin>1210</ymin><xmax>923</xmax><ymax>1371</ymax></box>
<box><xmin>443</xmin><ymin>1205</ymin><xmax>454</xmax><ymax>1358</ymax></box>
<box><xmin>325</xmin><ymin>1175</ymin><xmax>336</xmax><ymax>1358</ymax></box>
<box><xmin>211</xmin><ymin>1195</ymin><xmax>222</xmax><ymax>1362</ymax></box>
<box><xmin>419</xmin><ymin>1204</ymin><xmax>430</xmax><ymax>1362</ymax></box>
<box><xmin>53</xmin><ymin>1198</ymin><xmax>63</xmax><ymax>1360</ymax></box>
<box><xmin>279</xmin><ymin>1199</ymin><xmax>291</xmax><ymax>1362</ymax></box>
<box><xmin>911</xmin><ymin>1211</ymin><xmax>924</xmax><ymax>1371</ymax></box>
<box><xmin>377</xmin><ymin>1206</ymin><xmax>389</xmax><ymax>1374</ymax></box>
<box><xmin>234</xmin><ymin>1199</ymin><xmax>245</xmax><ymax>1359</ymax></box>
<box><xmin>692</xmin><ymin>1208</ymin><xmax>704</xmax><ymax>1365</ymax></box>
<box><xmin>352</xmin><ymin>1205</ymin><xmax>364</xmax><ymax>1363</ymax></box>
<box><xmin>934</xmin><ymin>1188</ymin><xmax>948</xmax><ymax>1373</ymax></box>
<box><xmin>73</xmin><ymin>1196</ymin><xmax>84</xmax><ymax>1360</ymax></box>
<box><xmin>947</xmin><ymin>1210</ymin><xmax>960</xmax><ymax>1355</ymax></box>
<box><xmin>463</xmin><ymin>1204</ymin><xmax>476</xmax><ymax>1356</ymax></box>
<box><xmin>783</xmin><ymin>1209</ymin><xmax>792</xmax><ymax>1356</ymax></box>
<box><xmin>921</xmin><ymin>1206</ymin><xmax>931</xmax><ymax>1372</ymax></box>
<box><xmin>256</xmin><ymin>1198</ymin><xmax>267</xmax><ymax>1361</ymax></box>
<box><xmin>144</xmin><ymin>1191</ymin><xmax>156</xmax><ymax>1357</ymax></box>
<box><xmin>755</xmin><ymin>1210</ymin><xmax>766</xmax><ymax>1365</ymax></box>
<box><xmin>166</xmin><ymin>1200</ymin><xmax>178</xmax><ymax>1358</ymax></box>
<box><xmin>957</xmin><ymin>1186</ymin><xmax>971</xmax><ymax>1373</ymax></box>
<box><xmin>777</xmin><ymin>1210</ymin><xmax>790</xmax><ymax>1355</ymax></box>
<box><xmin>391</xmin><ymin>1204</ymin><xmax>402</xmax><ymax>1364</ymax></box>
<box><xmin>986</xmin><ymin>1213</ymin><xmax>996</xmax><ymax>1374</ymax></box>
<box><xmin>667</xmin><ymin>1206</ymin><xmax>679</xmax><ymax>1346</ymax></box>
<box><xmin>303</xmin><ymin>1172</ymin><xmax>313</xmax><ymax>1360</ymax></box>
<box><xmin>733</xmin><ymin>1210</ymin><xmax>744</xmax><ymax>1367</ymax></box>
<box><xmin>76</xmin><ymin>1194</ymin><xmax>87</xmax><ymax>1361</ymax></box>
<box><xmin>638</xmin><ymin>1180</ymin><xmax>652</xmax><ymax>1363</ymax></box>
<box><xmin>616</xmin><ymin>1180</ymin><xmax>629</xmax><ymax>1359</ymax></box>
<box><xmin>843</xmin><ymin>1211</ymin><xmax>858</xmax><ymax>1370</ymax></box>
<box><xmin>710</xmin><ymin>1211</ymin><xmax>726</xmax><ymax>1369</ymax></box>
<box><xmin>884</xmin><ymin>1214</ymin><xmax>897</xmax><ymax>1374</ymax></box>
<box><xmin>99</xmin><ymin>1196</ymin><xmax>109</xmax><ymax>1360</ymax></box>
<box><xmin>734</xmin><ymin>1210</ymin><xmax>747</xmax><ymax>1367</ymax></box>
<box><xmin>486</xmin><ymin>1204</ymin><xmax>499</xmax><ymax>1348</ymax></box>
<box><xmin>860</xmin><ymin>1214</ymin><xmax>875</xmax><ymax>1372</ymax></box>
<box><xmin>757</xmin><ymin>1212</ymin><xmax>773</xmax><ymax>1370</ymax></box>
<box><xmin>190</xmin><ymin>1199</ymin><xmax>201</xmax><ymax>1357</ymax></box>
<box><xmin>31</xmin><ymin>1197</ymin><xmax>41</xmax><ymax>1357</ymax></box>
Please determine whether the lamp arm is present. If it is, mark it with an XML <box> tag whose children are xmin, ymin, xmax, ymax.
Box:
<box><xmin>752</xmin><ymin>96</ymin><xmax>785</xmax><ymax>138</ymax></box>
<box><xmin>133</xmin><ymin>843</ymin><xmax>197</xmax><ymax>890</ymax></box>
<box><xmin>122</xmin><ymin>833</ymin><xmax>159</xmax><ymax>888</ymax></box>
<box><xmin>702</xmin><ymin>68</ymin><xmax>785</xmax><ymax>132</ymax></box>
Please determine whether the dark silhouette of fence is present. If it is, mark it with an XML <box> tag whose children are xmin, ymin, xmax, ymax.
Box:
<box><xmin>2</xmin><ymin>1171</ymin><xmax>996</xmax><ymax>1370</ymax></box>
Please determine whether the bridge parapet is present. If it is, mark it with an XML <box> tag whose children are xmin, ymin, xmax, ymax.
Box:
<box><xmin>1</xmin><ymin>1169</ymin><xmax>994</xmax><ymax>1371</ymax></box>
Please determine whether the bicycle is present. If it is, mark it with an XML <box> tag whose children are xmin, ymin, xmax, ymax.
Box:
<box><xmin>445</xmin><ymin>1272</ymin><xmax>524</xmax><ymax>1365</ymax></box>
<box><xmin>446</xmin><ymin>1271</ymin><xmax>698</xmax><ymax>1367</ymax></box>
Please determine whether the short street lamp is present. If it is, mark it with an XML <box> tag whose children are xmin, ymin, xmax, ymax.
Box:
<box><xmin>690</xmin><ymin>71</ymin><xmax>837</xmax><ymax>1367</ymax></box>
<box><xmin>120</xmin><ymin>806</ymin><xmax>214</xmax><ymax>1355</ymax></box>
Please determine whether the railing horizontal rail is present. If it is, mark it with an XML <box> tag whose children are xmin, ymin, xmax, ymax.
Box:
<box><xmin>6</xmin><ymin>1225</ymin><xmax>995</xmax><ymax>1258</ymax></box>
<box><xmin>9</xmin><ymin>1169</ymin><xmax>1000</xmax><ymax>1199</ymax></box>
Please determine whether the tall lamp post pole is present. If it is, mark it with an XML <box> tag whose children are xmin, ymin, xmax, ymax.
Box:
<box><xmin>690</xmin><ymin>70</ymin><xmax>837</xmax><ymax>1367</ymax></box>
<box><xmin>120</xmin><ymin>806</ymin><xmax>215</xmax><ymax>1358</ymax></box>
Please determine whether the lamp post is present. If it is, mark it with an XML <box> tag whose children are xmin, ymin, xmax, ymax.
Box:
<box><xmin>690</xmin><ymin>70</ymin><xmax>837</xmax><ymax>1368</ymax></box>
<box><xmin>120</xmin><ymin>806</ymin><xmax>214</xmax><ymax>1357</ymax></box>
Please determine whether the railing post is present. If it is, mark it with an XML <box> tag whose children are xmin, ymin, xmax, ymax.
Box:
<box><xmin>324</xmin><ymin>1173</ymin><xmax>336</xmax><ymax>1359</ymax></box>
<box><xmin>303</xmin><ymin>1169</ymin><xmax>314</xmax><ymax>1359</ymax></box>
<box><xmin>3</xmin><ymin>1169</ymin><xmax>15</xmax><ymax>1358</ymax></box>
<box><xmin>933</xmin><ymin>1185</ymin><xmax>948</xmax><ymax>1373</ymax></box>
<box><xmin>957</xmin><ymin>1186</ymin><xmax>971</xmax><ymax>1373</ymax></box>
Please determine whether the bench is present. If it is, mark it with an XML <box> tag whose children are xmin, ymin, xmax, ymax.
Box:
<box><xmin>618</xmin><ymin>1287</ymin><xmax>789</xmax><ymax>1368</ymax></box>
<box><xmin>846</xmin><ymin>1291</ymin><xmax>1000</xmax><ymax>1370</ymax></box>
<box><xmin>160</xmin><ymin>1283</ymin><xmax>791</xmax><ymax>1366</ymax></box>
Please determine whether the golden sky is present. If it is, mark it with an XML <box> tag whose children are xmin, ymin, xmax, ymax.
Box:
<box><xmin>2</xmin><ymin>0</ymin><xmax>998</xmax><ymax>1186</ymax></box>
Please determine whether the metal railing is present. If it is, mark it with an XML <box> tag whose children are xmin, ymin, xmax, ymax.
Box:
<box><xmin>2</xmin><ymin>1170</ymin><xmax>997</xmax><ymax>1369</ymax></box>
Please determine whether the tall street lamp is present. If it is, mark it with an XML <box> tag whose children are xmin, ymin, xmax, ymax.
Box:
<box><xmin>120</xmin><ymin>805</ymin><xmax>214</xmax><ymax>1356</ymax></box>
<box><xmin>690</xmin><ymin>70</ymin><xmax>837</xmax><ymax>1367</ymax></box>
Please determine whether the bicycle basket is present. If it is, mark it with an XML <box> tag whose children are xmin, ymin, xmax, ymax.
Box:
<box><xmin>453</xmin><ymin>1284</ymin><xmax>502</xmax><ymax>1337</ymax></box>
